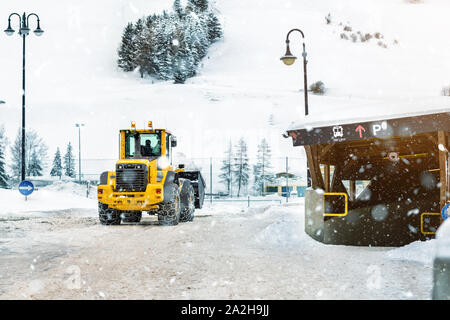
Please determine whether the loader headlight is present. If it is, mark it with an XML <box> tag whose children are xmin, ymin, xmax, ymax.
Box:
<box><xmin>156</xmin><ymin>171</ymin><xmax>164</xmax><ymax>182</ymax></box>
<box><xmin>157</xmin><ymin>157</ymin><xmax>170</xmax><ymax>170</ymax></box>
<box><xmin>118</xmin><ymin>165</ymin><xmax>123</xmax><ymax>170</ymax></box>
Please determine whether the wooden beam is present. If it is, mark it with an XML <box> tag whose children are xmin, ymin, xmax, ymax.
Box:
<box><xmin>319</xmin><ymin>142</ymin><xmax>336</xmax><ymax>161</ymax></box>
<box><xmin>304</xmin><ymin>145</ymin><xmax>325</xmax><ymax>190</ymax></box>
<box><xmin>324</xmin><ymin>164</ymin><xmax>330</xmax><ymax>192</ymax></box>
<box><xmin>438</xmin><ymin>131</ymin><xmax>449</xmax><ymax>210</ymax></box>
<box><xmin>349</xmin><ymin>180</ymin><xmax>356</xmax><ymax>201</ymax></box>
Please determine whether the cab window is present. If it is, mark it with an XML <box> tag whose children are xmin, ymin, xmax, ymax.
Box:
<box><xmin>125</xmin><ymin>132</ymin><xmax>161</xmax><ymax>158</ymax></box>
<box><xmin>140</xmin><ymin>133</ymin><xmax>161</xmax><ymax>157</ymax></box>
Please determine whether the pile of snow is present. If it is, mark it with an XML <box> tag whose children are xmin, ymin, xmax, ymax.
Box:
<box><xmin>253</xmin><ymin>202</ymin><xmax>322</xmax><ymax>249</ymax></box>
<box><xmin>386</xmin><ymin>239</ymin><xmax>436</xmax><ymax>267</ymax></box>
<box><xmin>43</xmin><ymin>180</ymin><xmax>97</xmax><ymax>199</ymax></box>
<box><xmin>0</xmin><ymin>181</ymin><xmax>97</xmax><ymax>217</ymax></box>
<box><xmin>386</xmin><ymin>217</ymin><xmax>450</xmax><ymax>266</ymax></box>
<box><xmin>435</xmin><ymin>218</ymin><xmax>450</xmax><ymax>259</ymax></box>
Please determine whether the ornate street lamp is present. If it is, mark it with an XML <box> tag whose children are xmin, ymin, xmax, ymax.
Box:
<box><xmin>281</xmin><ymin>28</ymin><xmax>311</xmax><ymax>187</ymax></box>
<box><xmin>280</xmin><ymin>28</ymin><xmax>309</xmax><ymax>116</ymax></box>
<box><xmin>4</xmin><ymin>12</ymin><xmax>44</xmax><ymax>182</ymax></box>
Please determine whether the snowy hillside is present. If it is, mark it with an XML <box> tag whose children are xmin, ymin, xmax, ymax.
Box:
<box><xmin>0</xmin><ymin>0</ymin><xmax>449</xmax><ymax>171</ymax></box>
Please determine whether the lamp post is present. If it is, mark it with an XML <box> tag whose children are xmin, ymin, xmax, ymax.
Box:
<box><xmin>280</xmin><ymin>28</ymin><xmax>309</xmax><ymax>116</ymax></box>
<box><xmin>75</xmin><ymin>123</ymin><xmax>85</xmax><ymax>182</ymax></box>
<box><xmin>4</xmin><ymin>12</ymin><xmax>44</xmax><ymax>182</ymax></box>
<box><xmin>280</xmin><ymin>28</ymin><xmax>312</xmax><ymax>187</ymax></box>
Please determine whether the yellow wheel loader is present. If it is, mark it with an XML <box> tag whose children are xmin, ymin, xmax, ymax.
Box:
<box><xmin>97</xmin><ymin>121</ymin><xmax>205</xmax><ymax>226</ymax></box>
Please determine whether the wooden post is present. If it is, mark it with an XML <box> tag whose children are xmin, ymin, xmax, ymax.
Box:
<box><xmin>438</xmin><ymin>131</ymin><xmax>449</xmax><ymax>210</ymax></box>
<box><xmin>349</xmin><ymin>180</ymin><xmax>356</xmax><ymax>201</ymax></box>
<box><xmin>304</xmin><ymin>145</ymin><xmax>325</xmax><ymax>190</ymax></box>
<box><xmin>324</xmin><ymin>164</ymin><xmax>330</xmax><ymax>192</ymax></box>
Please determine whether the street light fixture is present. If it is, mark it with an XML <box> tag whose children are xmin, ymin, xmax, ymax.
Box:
<box><xmin>281</xmin><ymin>28</ymin><xmax>312</xmax><ymax>187</ymax></box>
<box><xmin>4</xmin><ymin>12</ymin><xmax>44</xmax><ymax>182</ymax></box>
<box><xmin>280</xmin><ymin>28</ymin><xmax>309</xmax><ymax>116</ymax></box>
<box><xmin>75</xmin><ymin>123</ymin><xmax>85</xmax><ymax>182</ymax></box>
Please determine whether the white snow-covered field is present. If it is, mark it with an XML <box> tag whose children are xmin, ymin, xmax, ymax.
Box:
<box><xmin>1</xmin><ymin>0</ymin><xmax>449</xmax><ymax>170</ymax></box>
<box><xmin>0</xmin><ymin>182</ymin><xmax>442</xmax><ymax>299</ymax></box>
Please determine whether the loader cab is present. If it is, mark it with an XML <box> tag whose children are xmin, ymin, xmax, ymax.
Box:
<box><xmin>119</xmin><ymin>122</ymin><xmax>176</xmax><ymax>164</ymax></box>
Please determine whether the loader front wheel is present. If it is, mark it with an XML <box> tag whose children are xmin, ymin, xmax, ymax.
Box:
<box><xmin>98</xmin><ymin>202</ymin><xmax>121</xmax><ymax>225</ymax></box>
<box><xmin>157</xmin><ymin>184</ymin><xmax>181</xmax><ymax>226</ymax></box>
<box><xmin>180</xmin><ymin>184</ymin><xmax>195</xmax><ymax>222</ymax></box>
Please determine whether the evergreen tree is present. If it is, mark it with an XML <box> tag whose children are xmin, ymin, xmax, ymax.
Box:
<box><xmin>206</xmin><ymin>12</ymin><xmax>222</xmax><ymax>43</ymax></box>
<box><xmin>0</xmin><ymin>126</ymin><xmax>8</xmax><ymax>188</ymax></box>
<box><xmin>50</xmin><ymin>147</ymin><xmax>63</xmax><ymax>179</ymax></box>
<box><xmin>253</xmin><ymin>139</ymin><xmax>275</xmax><ymax>196</ymax></box>
<box><xmin>63</xmin><ymin>142</ymin><xmax>76</xmax><ymax>178</ymax></box>
<box><xmin>117</xmin><ymin>22</ymin><xmax>137</xmax><ymax>72</ymax></box>
<box><xmin>117</xmin><ymin>0</ymin><xmax>222</xmax><ymax>83</ymax></box>
<box><xmin>10</xmin><ymin>129</ymin><xmax>48</xmax><ymax>180</ymax></box>
<box><xmin>219</xmin><ymin>141</ymin><xmax>233</xmax><ymax>196</ymax></box>
<box><xmin>173</xmin><ymin>0</ymin><xmax>185</xmax><ymax>18</ymax></box>
<box><xmin>28</xmin><ymin>150</ymin><xmax>43</xmax><ymax>176</ymax></box>
<box><xmin>232</xmin><ymin>138</ymin><xmax>250</xmax><ymax>197</ymax></box>
<box><xmin>133</xmin><ymin>18</ymin><xmax>147</xmax><ymax>78</ymax></box>
<box><xmin>188</xmin><ymin>0</ymin><xmax>209</xmax><ymax>13</ymax></box>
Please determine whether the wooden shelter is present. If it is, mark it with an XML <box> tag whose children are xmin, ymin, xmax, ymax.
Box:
<box><xmin>287</xmin><ymin>111</ymin><xmax>449</xmax><ymax>246</ymax></box>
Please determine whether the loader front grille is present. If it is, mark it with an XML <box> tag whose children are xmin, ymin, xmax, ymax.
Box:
<box><xmin>116</xmin><ymin>164</ymin><xmax>147</xmax><ymax>192</ymax></box>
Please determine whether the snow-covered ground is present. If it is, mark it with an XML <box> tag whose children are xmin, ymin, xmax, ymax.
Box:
<box><xmin>0</xmin><ymin>0</ymin><xmax>448</xmax><ymax>300</ymax></box>
<box><xmin>0</xmin><ymin>182</ymin><xmax>441</xmax><ymax>299</ymax></box>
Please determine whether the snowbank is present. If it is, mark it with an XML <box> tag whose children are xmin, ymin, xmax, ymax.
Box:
<box><xmin>386</xmin><ymin>218</ymin><xmax>450</xmax><ymax>266</ymax></box>
<box><xmin>435</xmin><ymin>218</ymin><xmax>450</xmax><ymax>259</ymax></box>
<box><xmin>0</xmin><ymin>182</ymin><xmax>97</xmax><ymax>217</ymax></box>
<box><xmin>252</xmin><ymin>202</ymin><xmax>323</xmax><ymax>250</ymax></box>
<box><xmin>386</xmin><ymin>239</ymin><xmax>436</xmax><ymax>267</ymax></box>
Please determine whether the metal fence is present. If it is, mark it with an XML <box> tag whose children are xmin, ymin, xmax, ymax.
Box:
<box><xmin>73</xmin><ymin>156</ymin><xmax>308</xmax><ymax>205</ymax></box>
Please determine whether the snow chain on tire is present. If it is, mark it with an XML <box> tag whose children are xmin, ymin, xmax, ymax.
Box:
<box><xmin>180</xmin><ymin>185</ymin><xmax>195</xmax><ymax>222</ymax></box>
<box><xmin>98</xmin><ymin>202</ymin><xmax>121</xmax><ymax>225</ymax></box>
<box><xmin>157</xmin><ymin>184</ymin><xmax>181</xmax><ymax>226</ymax></box>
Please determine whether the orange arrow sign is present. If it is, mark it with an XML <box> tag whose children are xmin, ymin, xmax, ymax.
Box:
<box><xmin>355</xmin><ymin>125</ymin><xmax>366</xmax><ymax>138</ymax></box>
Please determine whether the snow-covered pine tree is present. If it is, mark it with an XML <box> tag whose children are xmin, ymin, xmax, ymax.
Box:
<box><xmin>117</xmin><ymin>0</ymin><xmax>221</xmax><ymax>82</ymax></box>
<box><xmin>133</xmin><ymin>18</ymin><xmax>147</xmax><ymax>78</ymax></box>
<box><xmin>9</xmin><ymin>129</ymin><xmax>48</xmax><ymax>180</ymax></box>
<box><xmin>188</xmin><ymin>0</ymin><xmax>209</xmax><ymax>13</ymax></box>
<box><xmin>0</xmin><ymin>126</ymin><xmax>8</xmax><ymax>188</ymax></box>
<box><xmin>253</xmin><ymin>138</ymin><xmax>274</xmax><ymax>196</ymax></box>
<box><xmin>63</xmin><ymin>142</ymin><xmax>76</xmax><ymax>178</ymax></box>
<box><xmin>206</xmin><ymin>12</ymin><xmax>222</xmax><ymax>43</ymax></box>
<box><xmin>117</xmin><ymin>22</ymin><xmax>137</xmax><ymax>72</ymax></box>
<box><xmin>219</xmin><ymin>141</ymin><xmax>233</xmax><ymax>196</ymax></box>
<box><xmin>50</xmin><ymin>147</ymin><xmax>63</xmax><ymax>179</ymax></box>
<box><xmin>233</xmin><ymin>138</ymin><xmax>250</xmax><ymax>197</ymax></box>
<box><xmin>28</xmin><ymin>150</ymin><xmax>43</xmax><ymax>176</ymax></box>
<box><xmin>173</xmin><ymin>0</ymin><xmax>185</xmax><ymax>18</ymax></box>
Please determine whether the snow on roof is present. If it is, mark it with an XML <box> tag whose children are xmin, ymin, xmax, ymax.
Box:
<box><xmin>287</xmin><ymin>96</ymin><xmax>450</xmax><ymax>131</ymax></box>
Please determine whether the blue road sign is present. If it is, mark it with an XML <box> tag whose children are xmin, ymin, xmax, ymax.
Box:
<box><xmin>18</xmin><ymin>180</ymin><xmax>34</xmax><ymax>196</ymax></box>
<box><xmin>442</xmin><ymin>204</ymin><xmax>450</xmax><ymax>220</ymax></box>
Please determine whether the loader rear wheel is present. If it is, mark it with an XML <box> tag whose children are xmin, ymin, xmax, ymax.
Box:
<box><xmin>180</xmin><ymin>184</ymin><xmax>195</xmax><ymax>222</ymax></box>
<box><xmin>157</xmin><ymin>183</ymin><xmax>181</xmax><ymax>226</ymax></box>
<box><xmin>98</xmin><ymin>202</ymin><xmax>121</xmax><ymax>225</ymax></box>
<box><xmin>121</xmin><ymin>211</ymin><xmax>142</xmax><ymax>223</ymax></box>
